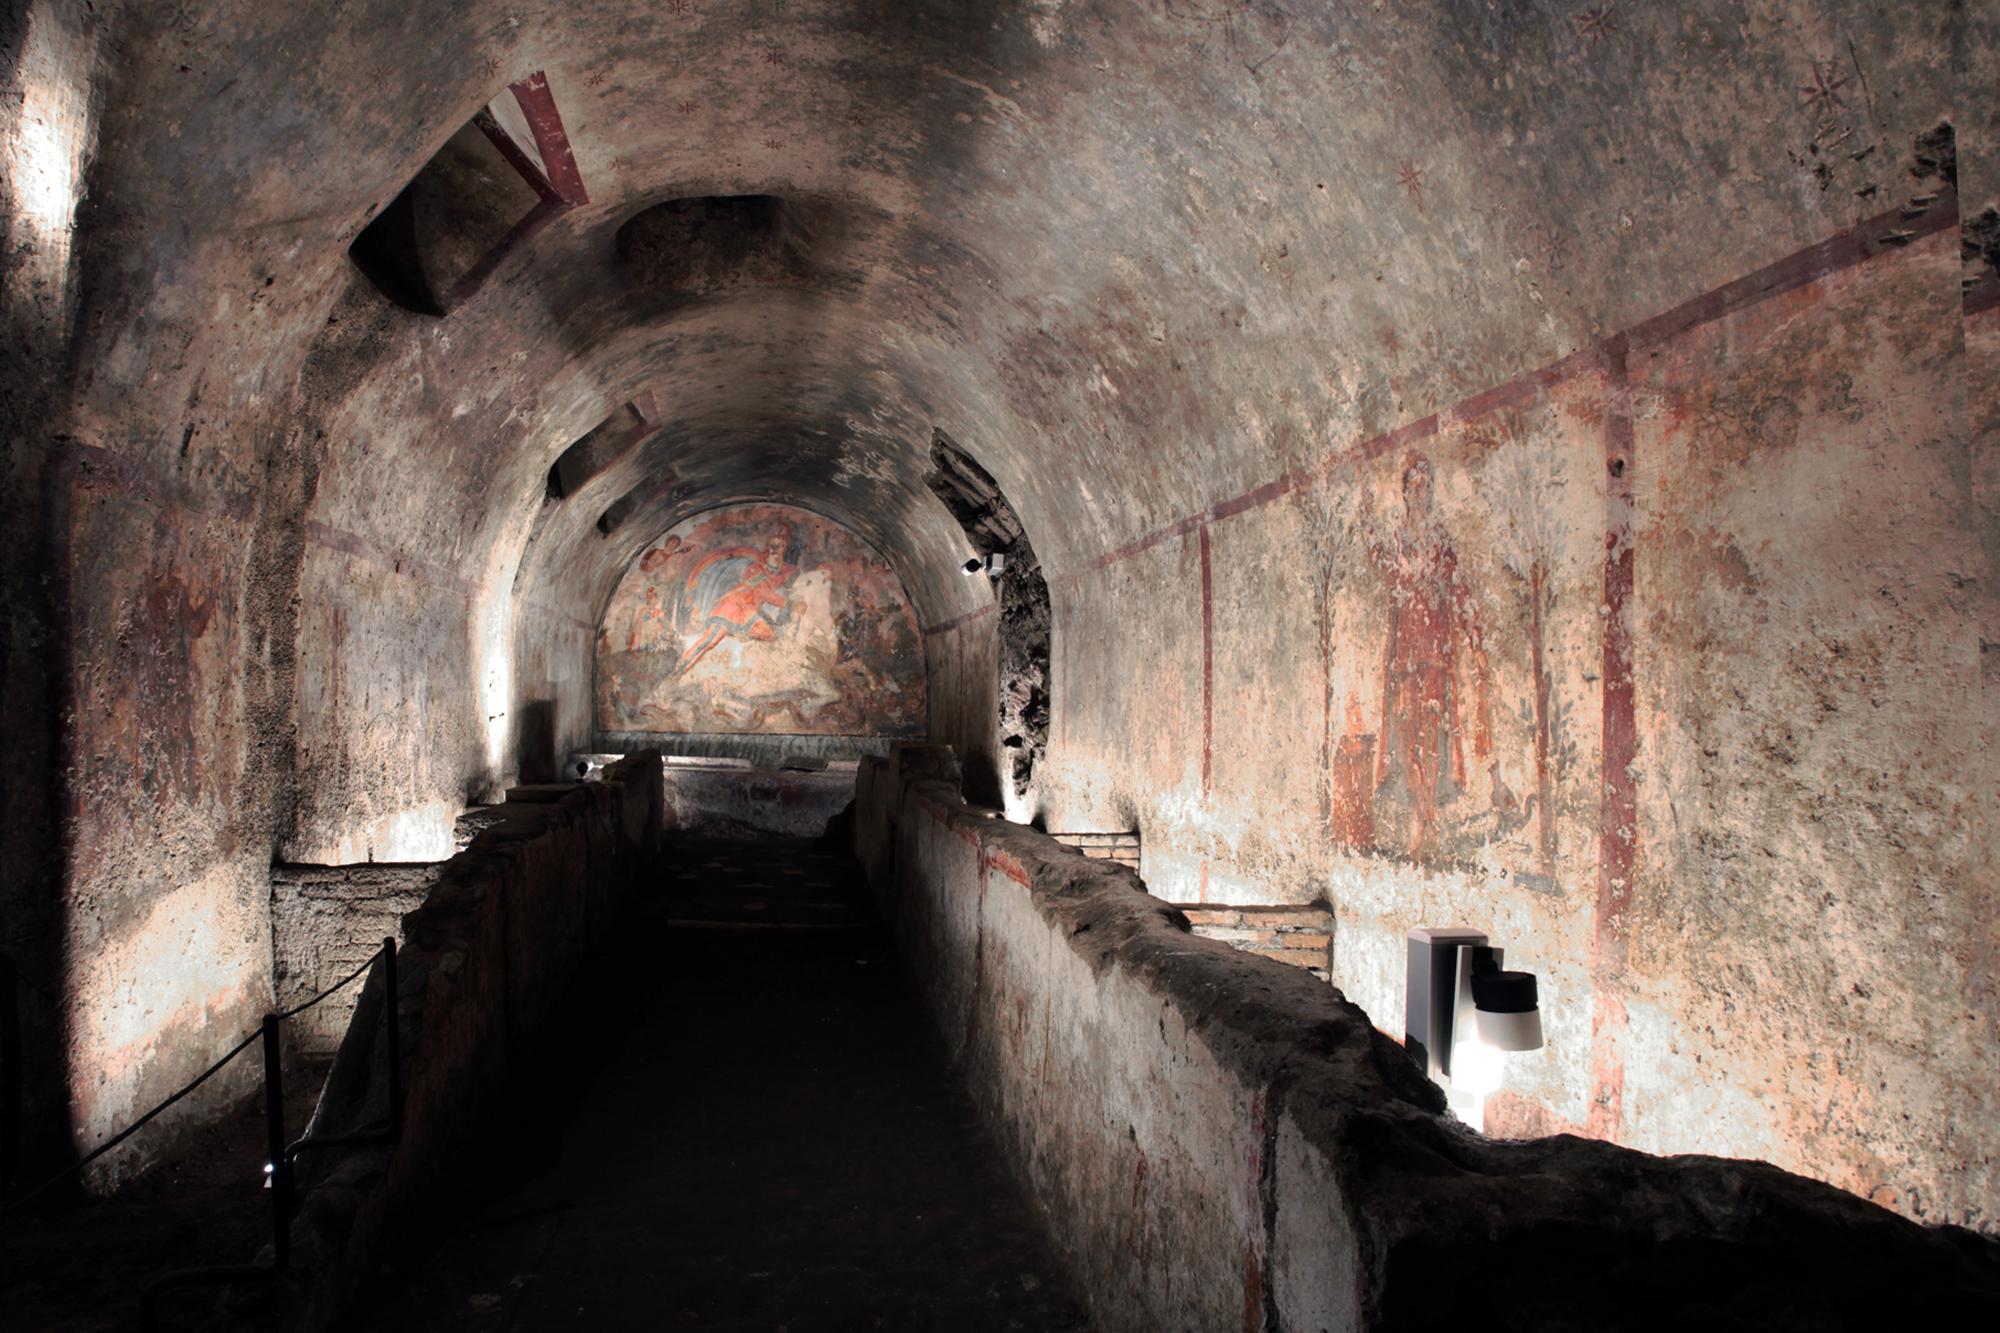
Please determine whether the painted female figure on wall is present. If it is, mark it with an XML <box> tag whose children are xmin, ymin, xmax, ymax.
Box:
<box><xmin>1369</xmin><ymin>452</ymin><xmax>1493</xmax><ymax>860</ymax></box>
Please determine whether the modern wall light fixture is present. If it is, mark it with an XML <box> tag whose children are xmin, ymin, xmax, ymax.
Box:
<box><xmin>1405</xmin><ymin>927</ymin><xmax>1543</xmax><ymax>1130</ymax></box>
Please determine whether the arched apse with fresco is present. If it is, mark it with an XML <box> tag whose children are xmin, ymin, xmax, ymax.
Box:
<box><xmin>595</xmin><ymin>503</ymin><xmax>927</xmax><ymax>758</ymax></box>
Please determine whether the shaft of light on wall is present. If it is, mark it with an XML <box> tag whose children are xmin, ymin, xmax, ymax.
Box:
<box><xmin>13</xmin><ymin>106</ymin><xmax>74</xmax><ymax>235</ymax></box>
<box><xmin>474</xmin><ymin>592</ymin><xmax>513</xmax><ymax>783</ymax></box>
<box><xmin>1001</xmin><ymin>782</ymin><xmax>1036</xmax><ymax>825</ymax></box>
<box><xmin>9</xmin><ymin>8</ymin><xmax>91</xmax><ymax>278</ymax></box>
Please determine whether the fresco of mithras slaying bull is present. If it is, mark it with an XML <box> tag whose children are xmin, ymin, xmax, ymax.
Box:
<box><xmin>594</xmin><ymin>503</ymin><xmax>927</xmax><ymax>738</ymax></box>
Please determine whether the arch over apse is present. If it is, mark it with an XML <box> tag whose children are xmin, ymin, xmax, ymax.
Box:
<box><xmin>593</xmin><ymin>503</ymin><xmax>927</xmax><ymax>761</ymax></box>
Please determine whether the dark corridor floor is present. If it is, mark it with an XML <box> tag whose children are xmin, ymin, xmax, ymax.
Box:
<box><xmin>367</xmin><ymin>838</ymin><xmax>1089</xmax><ymax>1332</ymax></box>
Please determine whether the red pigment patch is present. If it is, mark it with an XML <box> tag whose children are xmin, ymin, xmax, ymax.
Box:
<box><xmin>1589</xmin><ymin>340</ymin><xmax>1638</xmax><ymax>1140</ymax></box>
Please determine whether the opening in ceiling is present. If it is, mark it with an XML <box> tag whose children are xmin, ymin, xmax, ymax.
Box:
<box><xmin>547</xmin><ymin>393</ymin><xmax>658</xmax><ymax>501</ymax></box>
<box><xmin>596</xmin><ymin>486</ymin><xmax>646</xmax><ymax>537</ymax></box>
<box><xmin>348</xmin><ymin>71</ymin><xmax>587</xmax><ymax>316</ymax></box>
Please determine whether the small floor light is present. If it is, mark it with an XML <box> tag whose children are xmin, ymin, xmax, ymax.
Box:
<box><xmin>1406</xmin><ymin>927</ymin><xmax>1544</xmax><ymax>1131</ymax></box>
<box><xmin>1472</xmin><ymin>965</ymin><xmax>1543</xmax><ymax>1052</ymax></box>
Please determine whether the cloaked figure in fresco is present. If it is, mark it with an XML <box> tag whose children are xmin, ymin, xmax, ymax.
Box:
<box><xmin>630</xmin><ymin>587</ymin><xmax>679</xmax><ymax>653</ymax></box>
<box><xmin>612</xmin><ymin>536</ymin><xmax>686</xmax><ymax>653</ymax></box>
<box><xmin>1369</xmin><ymin>452</ymin><xmax>1492</xmax><ymax>860</ymax></box>
<box><xmin>670</xmin><ymin>528</ymin><xmax>800</xmax><ymax>678</ymax></box>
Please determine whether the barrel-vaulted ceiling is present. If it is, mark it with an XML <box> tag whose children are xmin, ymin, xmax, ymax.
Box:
<box><xmin>67</xmin><ymin>0</ymin><xmax>1952</xmax><ymax>631</ymax></box>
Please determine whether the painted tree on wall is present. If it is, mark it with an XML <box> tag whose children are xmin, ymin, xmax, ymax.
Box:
<box><xmin>1485</xmin><ymin>412</ymin><xmax>1584</xmax><ymax>872</ymax></box>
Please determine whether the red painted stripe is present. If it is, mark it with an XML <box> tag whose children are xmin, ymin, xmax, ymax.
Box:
<box><xmin>612</xmin><ymin>391</ymin><xmax>664</xmax><ymax>461</ymax></box>
<box><xmin>508</xmin><ymin>71</ymin><xmax>589</xmax><ymax>205</ymax></box>
<box><xmin>1075</xmin><ymin>512</ymin><xmax>1206</xmax><ymax>577</ymax></box>
<box><xmin>62</xmin><ymin>438</ymin><xmax>257</xmax><ymax>522</ymax></box>
<box><xmin>1210</xmin><ymin>468</ymin><xmax>1304</xmax><ymax>521</ymax></box>
<box><xmin>1054</xmin><ymin>189</ymin><xmax>1959</xmax><ymax>583</ymax></box>
<box><xmin>55</xmin><ymin>441</ymin><xmax>596</xmax><ymax>633</ymax></box>
<box><xmin>1624</xmin><ymin>189</ymin><xmax>1958</xmax><ymax>352</ymax></box>
<box><xmin>472</xmin><ymin>107</ymin><xmax>563</xmax><ymax>206</ymax></box>
<box><xmin>1588</xmin><ymin>337</ymin><xmax>1638</xmax><ymax>1141</ymax></box>
<box><xmin>442</xmin><ymin>72</ymin><xmax>590</xmax><ymax>311</ymax></box>
<box><xmin>440</xmin><ymin>196</ymin><xmax>566</xmax><ymax>311</ymax></box>
<box><xmin>1199</xmin><ymin>523</ymin><xmax>1214</xmax><ymax>796</ymax></box>
<box><xmin>988</xmin><ymin>846</ymin><xmax>1032</xmax><ymax>888</ymax></box>
<box><xmin>1318</xmin><ymin>557</ymin><xmax>1333</xmax><ymax>838</ymax></box>
<box><xmin>306</xmin><ymin>519</ymin><xmax>483</xmax><ymax>597</ymax></box>
<box><xmin>922</xmin><ymin>602</ymin><xmax>996</xmax><ymax>638</ymax></box>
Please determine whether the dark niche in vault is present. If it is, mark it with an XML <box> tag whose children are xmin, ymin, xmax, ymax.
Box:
<box><xmin>614</xmin><ymin>193</ymin><xmax>861</xmax><ymax>303</ymax></box>
<box><xmin>547</xmin><ymin>393</ymin><xmax>658</xmax><ymax>502</ymax></box>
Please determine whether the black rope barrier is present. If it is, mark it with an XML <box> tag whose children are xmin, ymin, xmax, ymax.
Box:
<box><xmin>0</xmin><ymin>935</ymin><xmax>404</xmax><ymax>1328</ymax></box>
<box><xmin>1</xmin><ymin>1025</ymin><xmax>262</xmax><ymax>1215</ymax></box>
<box><xmin>138</xmin><ymin>936</ymin><xmax>402</xmax><ymax>1329</ymax></box>
<box><xmin>2</xmin><ymin>938</ymin><xmax>397</xmax><ymax>1215</ymax></box>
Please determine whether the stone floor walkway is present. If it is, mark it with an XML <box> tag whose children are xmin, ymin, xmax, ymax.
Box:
<box><xmin>366</xmin><ymin>836</ymin><xmax>1088</xmax><ymax>1332</ymax></box>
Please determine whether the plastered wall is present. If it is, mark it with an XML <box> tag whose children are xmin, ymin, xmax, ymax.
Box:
<box><xmin>859</xmin><ymin>745</ymin><xmax>2000</xmax><ymax>1331</ymax></box>
<box><xmin>6</xmin><ymin>0</ymin><xmax>1989</xmax><ymax>1231</ymax></box>
<box><xmin>1035</xmin><ymin>215</ymin><xmax>1997</xmax><ymax>1227</ymax></box>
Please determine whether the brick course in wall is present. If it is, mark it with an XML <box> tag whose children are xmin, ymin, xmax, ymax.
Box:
<box><xmin>1048</xmin><ymin>830</ymin><xmax>1140</xmax><ymax>870</ymax></box>
<box><xmin>269</xmin><ymin>863</ymin><xmax>443</xmax><ymax>1058</ymax></box>
<box><xmin>1177</xmin><ymin>905</ymin><xmax>1332</xmax><ymax>979</ymax></box>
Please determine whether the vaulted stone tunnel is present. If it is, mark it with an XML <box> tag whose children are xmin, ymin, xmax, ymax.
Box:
<box><xmin>2</xmin><ymin>0</ymin><xmax>1997</xmax><ymax>1328</ymax></box>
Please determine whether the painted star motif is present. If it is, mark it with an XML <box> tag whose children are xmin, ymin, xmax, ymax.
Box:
<box><xmin>1800</xmin><ymin>60</ymin><xmax>1849</xmax><ymax>113</ymax></box>
<box><xmin>585</xmin><ymin>69</ymin><xmax>608</xmax><ymax>89</ymax></box>
<box><xmin>677</xmin><ymin>100</ymin><xmax>699</xmax><ymax>115</ymax></box>
<box><xmin>1649</xmin><ymin>160</ymin><xmax>1688</xmax><ymax>203</ymax></box>
<box><xmin>1573</xmin><ymin>3</ymin><xmax>1617</xmax><ymax>43</ymax></box>
<box><xmin>764</xmin><ymin>46</ymin><xmax>788</xmax><ymax>67</ymax></box>
<box><xmin>1542</xmin><ymin>225</ymin><xmax>1571</xmax><ymax>271</ymax></box>
<box><xmin>763</xmin><ymin>136</ymin><xmax>785</xmax><ymax>151</ymax></box>
<box><xmin>1396</xmin><ymin>160</ymin><xmax>1426</xmax><ymax>213</ymax></box>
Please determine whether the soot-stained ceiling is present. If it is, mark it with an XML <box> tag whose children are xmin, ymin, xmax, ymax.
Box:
<box><xmin>59</xmin><ymin>0</ymin><xmax>1965</xmax><ymax>642</ymax></box>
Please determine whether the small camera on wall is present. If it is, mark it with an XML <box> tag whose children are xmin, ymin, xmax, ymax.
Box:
<box><xmin>962</xmin><ymin>553</ymin><xmax>1006</xmax><ymax>577</ymax></box>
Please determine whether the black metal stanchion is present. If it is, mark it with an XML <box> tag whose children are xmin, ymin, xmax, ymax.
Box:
<box><xmin>1</xmin><ymin>954</ymin><xmax>21</xmax><ymax>1195</ymax></box>
<box><xmin>382</xmin><ymin>937</ymin><xmax>401</xmax><ymax>1141</ymax></box>
<box><xmin>140</xmin><ymin>1016</ymin><xmax>293</xmax><ymax>1328</ymax></box>
<box><xmin>260</xmin><ymin>1014</ymin><xmax>290</xmax><ymax>1273</ymax></box>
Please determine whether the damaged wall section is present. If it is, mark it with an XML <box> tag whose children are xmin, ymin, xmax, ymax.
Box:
<box><xmin>924</xmin><ymin>429</ymin><xmax>1050</xmax><ymax>812</ymax></box>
